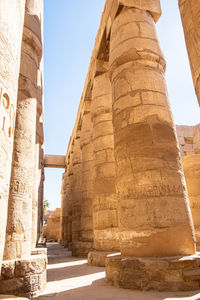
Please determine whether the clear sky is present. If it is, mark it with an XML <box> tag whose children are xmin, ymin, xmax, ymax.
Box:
<box><xmin>44</xmin><ymin>1</ymin><xmax>200</xmax><ymax>210</ymax></box>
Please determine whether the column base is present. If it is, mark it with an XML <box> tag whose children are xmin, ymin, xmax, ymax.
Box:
<box><xmin>0</xmin><ymin>296</ymin><xmax>28</xmax><ymax>300</ymax></box>
<box><xmin>106</xmin><ymin>253</ymin><xmax>200</xmax><ymax>291</ymax></box>
<box><xmin>72</xmin><ymin>242</ymin><xmax>93</xmax><ymax>258</ymax></box>
<box><xmin>0</xmin><ymin>254</ymin><xmax>47</xmax><ymax>298</ymax></box>
<box><xmin>88</xmin><ymin>251</ymin><xmax>120</xmax><ymax>267</ymax></box>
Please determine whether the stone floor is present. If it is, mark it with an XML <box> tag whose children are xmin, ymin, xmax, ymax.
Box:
<box><xmin>34</xmin><ymin>243</ymin><xmax>200</xmax><ymax>300</ymax></box>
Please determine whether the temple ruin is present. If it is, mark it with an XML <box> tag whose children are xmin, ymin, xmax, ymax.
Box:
<box><xmin>0</xmin><ymin>0</ymin><xmax>200</xmax><ymax>298</ymax></box>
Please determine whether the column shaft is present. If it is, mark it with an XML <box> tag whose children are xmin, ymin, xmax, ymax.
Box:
<box><xmin>0</xmin><ymin>0</ymin><xmax>25</xmax><ymax>272</ymax></box>
<box><xmin>4</xmin><ymin>0</ymin><xmax>42</xmax><ymax>259</ymax></box>
<box><xmin>91</xmin><ymin>71</ymin><xmax>119</xmax><ymax>251</ymax></box>
<box><xmin>109</xmin><ymin>6</ymin><xmax>195</xmax><ymax>257</ymax></box>
<box><xmin>179</xmin><ymin>0</ymin><xmax>200</xmax><ymax>106</ymax></box>
<box><xmin>80</xmin><ymin>107</ymin><xmax>94</xmax><ymax>244</ymax></box>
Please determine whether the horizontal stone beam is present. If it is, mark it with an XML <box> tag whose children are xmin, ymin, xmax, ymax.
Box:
<box><xmin>44</xmin><ymin>155</ymin><xmax>66</xmax><ymax>169</ymax></box>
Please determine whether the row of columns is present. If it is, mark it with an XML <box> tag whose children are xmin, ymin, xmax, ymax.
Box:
<box><xmin>61</xmin><ymin>0</ymin><xmax>200</xmax><ymax>276</ymax></box>
<box><xmin>0</xmin><ymin>0</ymin><xmax>44</xmax><ymax>276</ymax></box>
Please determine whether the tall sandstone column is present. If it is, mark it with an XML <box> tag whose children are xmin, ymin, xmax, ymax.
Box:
<box><xmin>79</xmin><ymin>102</ymin><xmax>94</xmax><ymax>255</ymax></box>
<box><xmin>66</xmin><ymin>151</ymin><xmax>74</xmax><ymax>250</ymax></box>
<box><xmin>61</xmin><ymin>171</ymin><xmax>68</xmax><ymax>246</ymax></box>
<box><xmin>109</xmin><ymin>3</ymin><xmax>195</xmax><ymax>258</ymax></box>
<box><xmin>106</xmin><ymin>1</ymin><xmax>199</xmax><ymax>291</ymax></box>
<box><xmin>0</xmin><ymin>0</ymin><xmax>25</xmax><ymax>274</ymax></box>
<box><xmin>179</xmin><ymin>0</ymin><xmax>200</xmax><ymax>106</ymax></box>
<box><xmin>4</xmin><ymin>0</ymin><xmax>42</xmax><ymax>260</ymax></box>
<box><xmin>71</xmin><ymin>133</ymin><xmax>82</xmax><ymax>254</ymax></box>
<box><xmin>91</xmin><ymin>68</ymin><xmax>118</xmax><ymax>252</ymax></box>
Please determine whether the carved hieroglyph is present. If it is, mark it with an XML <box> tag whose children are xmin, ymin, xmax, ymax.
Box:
<box><xmin>80</xmin><ymin>103</ymin><xmax>94</xmax><ymax>246</ymax></box>
<box><xmin>91</xmin><ymin>70</ymin><xmax>119</xmax><ymax>251</ymax></box>
<box><xmin>109</xmin><ymin>4</ymin><xmax>195</xmax><ymax>257</ymax></box>
<box><xmin>4</xmin><ymin>0</ymin><xmax>42</xmax><ymax>260</ymax></box>
<box><xmin>0</xmin><ymin>0</ymin><xmax>26</xmax><ymax>273</ymax></box>
<box><xmin>179</xmin><ymin>0</ymin><xmax>200</xmax><ymax>106</ymax></box>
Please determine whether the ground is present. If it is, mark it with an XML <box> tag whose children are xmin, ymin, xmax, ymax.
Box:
<box><xmin>35</xmin><ymin>243</ymin><xmax>200</xmax><ymax>300</ymax></box>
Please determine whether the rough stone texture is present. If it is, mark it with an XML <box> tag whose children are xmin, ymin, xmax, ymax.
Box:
<box><xmin>79</xmin><ymin>102</ymin><xmax>94</xmax><ymax>253</ymax></box>
<box><xmin>194</xmin><ymin>124</ymin><xmax>200</xmax><ymax>154</ymax></box>
<box><xmin>91</xmin><ymin>69</ymin><xmax>119</xmax><ymax>252</ymax></box>
<box><xmin>106</xmin><ymin>253</ymin><xmax>200</xmax><ymax>291</ymax></box>
<box><xmin>109</xmin><ymin>5</ymin><xmax>195</xmax><ymax>257</ymax></box>
<box><xmin>43</xmin><ymin>208</ymin><xmax>61</xmax><ymax>242</ymax></box>
<box><xmin>179</xmin><ymin>0</ymin><xmax>200</xmax><ymax>106</ymax></box>
<box><xmin>71</xmin><ymin>134</ymin><xmax>82</xmax><ymax>255</ymax></box>
<box><xmin>4</xmin><ymin>0</ymin><xmax>43</xmax><ymax>261</ymax></box>
<box><xmin>182</xmin><ymin>155</ymin><xmax>200</xmax><ymax>248</ymax></box>
<box><xmin>60</xmin><ymin>171</ymin><xmax>69</xmax><ymax>247</ymax></box>
<box><xmin>176</xmin><ymin>125</ymin><xmax>194</xmax><ymax>156</ymax></box>
<box><xmin>0</xmin><ymin>296</ymin><xmax>28</xmax><ymax>300</ymax></box>
<box><xmin>88</xmin><ymin>251</ymin><xmax>120</xmax><ymax>267</ymax></box>
<box><xmin>0</xmin><ymin>0</ymin><xmax>26</xmax><ymax>276</ymax></box>
<box><xmin>0</xmin><ymin>254</ymin><xmax>46</xmax><ymax>298</ymax></box>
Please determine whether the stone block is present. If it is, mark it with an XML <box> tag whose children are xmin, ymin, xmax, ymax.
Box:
<box><xmin>1</xmin><ymin>261</ymin><xmax>15</xmax><ymax>280</ymax></box>
<box><xmin>106</xmin><ymin>254</ymin><xmax>200</xmax><ymax>291</ymax></box>
<box><xmin>15</xmin><ymin>256</ymin><xmax>46</xmax><ymax>278</ymax></box>
<box><xmin>88</xmin><ymin>251</ymin><xmax>120</xmax><ymax>267</ymax></box>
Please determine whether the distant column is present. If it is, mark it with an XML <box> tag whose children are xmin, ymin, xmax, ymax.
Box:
<box><xmin>0</xmin><ymin>0</ymin><xmax>25</xmax><ymax>273</ymax></box>
<box><xmin>4</xmin><ymin>0</ymin><xmax>42</xmax><ymax>259</ymax></box>
<box><xmin>179</xmin><ymin>0</ymin><xmax>200</xmax><ymax>106</ymax></box>
<box><xmin>109</xmin><ymin>4</ymin><xmax>195</xmax><ymax>257</ymax></box>
<box><xmin>71</xmin><ymin>133</ymin><xmax>82</xmax><ymax>253</ymax></box>
<box><xmin>91</xmin><ymin>67</ymin><xmax>119</xmax><ymax>251</ymax></box>
<box><xmin>79</xmin><ymin>102</ymin><xmax>94</xmax><ymax>255</ymax></box>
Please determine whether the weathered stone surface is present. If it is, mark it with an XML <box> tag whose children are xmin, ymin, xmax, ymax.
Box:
<box><xmin>79</xmin><ymin>102</ymin><xmax>94</xmax><ymax>252</ymax></box>
<box><xmin>88</xmin><ymin>251</ymin><xmax>120</xmax><ymax>267</ymax></box>
<box><xmin>109</xmin><ymin>5</ymin><xmax>195</xmax><ymax>257</ymax></box>
<box><xmin>182</xmin><ymin>155</ymin><xmax>200</xmax><ymax>247</ymax></box>
<box><xmin>0</xmin><ymin>0</ymin><xmax>26</xmax><ymax>275</ymax></box>
<box><xmin>60</xmin><ymin>171</ymin><xmax>68</xmax><ymax>247</ymax></box>
<box><xmin>71</xmin><ymin>134</ymin><xmax>82</xmax><ymax>255</ymax></box>
<box><xmin>0</xmin><ymin>255</ymin><xmax>46</xmax><ymax>297</ymax></box>
<box><xmin>106</xmin><ymin>254</ymin><xmax>200</xmax><ymax>291</ymax></box>
<box><xmin>4</xmin><ymin>0</ymin><xmax>43</xmax><ymax>261</ymax></box>
<box><xmin>176</xmin><ymin>125</ymin><xmax>194</xmax><ymax>156</ymax></box>
<box><xmin>71</xmin><ymin>242</ymin><xmax>93</xmax><ymax>258</ymax></box>
<box><xmin>43</xmin><ymin>208</ymin><xmax>61</xmax><ymax>242</ymax></box>
<box><xmin>91</xmin><ymin>70</ymin><xmax>119</xmax><ymax>253</ymax></box>
<box><xmin>194</xmin><ymin>124</ymin><xmax>200</xmax><ymax>154</ymax></box>
<box><xmin>179</xmin><ymin>0</ymin><xmax>200</xmax><ymax>106</ymax></box>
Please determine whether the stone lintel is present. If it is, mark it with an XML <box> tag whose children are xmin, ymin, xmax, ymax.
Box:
<box><xmin>44</xmin><ymin>155</ymin><xmax>66</xmax><ymax>169</ymax></box>
<box><xmin>106</xmin><ymin>254</ymin><xmax>200</xmax><ymax>291</ymax></box>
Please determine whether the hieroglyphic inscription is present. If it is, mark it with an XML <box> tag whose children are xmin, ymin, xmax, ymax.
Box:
<box><xmin>128</xmin><ymin>184</ymin><xmax>184</xmax><ymax>199</ymax></box>
<box><xmin>10</xmin><ymin>180</ymin><xmax>32</xmax><ymax>197</ymax></box>
<box><xmin>0</xmin><ymin>88</ymin><xmax>15</xmax><ymax>140</ymax></box>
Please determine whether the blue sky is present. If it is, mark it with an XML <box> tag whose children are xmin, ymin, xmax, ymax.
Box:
<box><xmin>44</xmin><ymin>1</ymin><xmax>200</xmax><ymax>210</ymax></box>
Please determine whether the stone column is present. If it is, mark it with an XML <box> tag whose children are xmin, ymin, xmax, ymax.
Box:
<box><xmin>61</xmin><ymin>171</ymin><xmax>68</xmax><ymax>246</ymax></box>
<box><xmin>88</xmin><ymin>65</ymin><xmax>119</xmax><ymax>266</ymax></box>
<box><xmin>182</xmin><ymin>155</ymin><xmax>200</xmax><ymax>248</ymax></box>
<box><xmin>0</xmin><ymin>0</ymin><xmax>25</xmax><ymax>274</ymax></box>
<box><xmin>71</xmin><ymin>133</ymin><xmax>82</xmax><ymax>255</ymax></box>
<box><xmin>106</xmin><ymin>1</ymin><xmax>199</xmax><ymax>291</ymax></box>
<box><xmin>66</xmin><ymin>151</ymin><xmax>74</xmax><ymax>250</ymax></box>
<box><xmin>79</xmin><ymin>102</ymin><xmax>94</xmax><ymax>256</ymax></box>
<box><xmin>4</xmin><ymin>0</ymin><xmax>42</xmax><ymax>260</ymax></box>
<box><xmin>179</xmin><ymin>0</ymin><xmax>200</xmax><ymax>106</ymax></box>
<box><xmin>32</xmin><ymin>67</ymin><xmax>43</xmax><ymax>248</ymax></box>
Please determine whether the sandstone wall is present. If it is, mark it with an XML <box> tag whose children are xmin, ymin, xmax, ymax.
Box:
<box><xmin>43</xmin><ymin>208</ymin><xmax>61</xmax><ymax>242</ymax></box>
